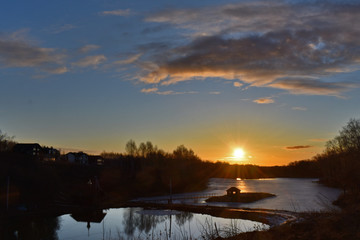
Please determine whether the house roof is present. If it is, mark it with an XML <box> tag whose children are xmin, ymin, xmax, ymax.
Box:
<box><xmin>227</xmin><ymin>187</ymin><xmax>241</xmax><ymax>192</ymax></box>
<box><xmin>13</xmin><ymin>143</ymin><xmax>42</xmax><ymax>152</ymax></box>
<box><xmin>66</xmin><ymin>152</ymin><xmax>88</xmax><ymax>157</ymax></box>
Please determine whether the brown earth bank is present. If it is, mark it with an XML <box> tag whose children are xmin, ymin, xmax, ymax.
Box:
<box><xmin>220</xmin><ymin>208</ymin><xmax>360</xmax><ymax>240</ymax></box>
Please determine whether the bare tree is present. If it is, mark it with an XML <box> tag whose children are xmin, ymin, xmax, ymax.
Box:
<box><xmin>0</xmin><ymin>130</ymin><xmax>15</xmax><ymax>152</ymax></box>
<box><xmin>326</xmin><ymin>118</ymin><xmax>360</xmax><ymax>154</ymax></box>
<box><xmin>125</xmin><ymin>139</ymin><xmax>138</xmax><ymax>156</ymax></box>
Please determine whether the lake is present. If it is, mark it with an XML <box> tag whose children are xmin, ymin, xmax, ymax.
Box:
<box><xmin>57</xmin><ymin>208</ymin><xmax>268</xmax><ymax>240</ymax></box>
<box><xmin>4</xmin><ymin>178</ymin><xmax>341</xmax><ymax>240</ymax></box>
<box><xmin>137</xmin><ymin>178</ymin><xmax>342</xmax><ymax>212</ymax></box>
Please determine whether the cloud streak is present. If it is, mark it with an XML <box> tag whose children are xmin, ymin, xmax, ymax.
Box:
<box><xmin>138</xmin><ymin>1</ymin><xmax>360</xmax><ymax>96</ymax></box>
<box><xmin>253</xmin><ymin>98</ymin><xmax>274</xmax><ymax>104</ymax></box>
<box><xmin>72</xmin><ymin>55</ymin><xmax>107</xmax><ymax>68</ymax></box>
<box><xmin>140</xmin><ymin>87</ymin><xmax>197</xmax><ymax>95</ymax></box>
<box><xmin>285</xmin><ymin>145</ymin><xmax>312</xmax><ymax>150</ymax></box>
<box><xmin>78</xmin><ymin>44</ymin><xmax>100</xmax><ymax>53</ymax></box>
<box><xmin>100</xmin><ymin>9</ymin><xmax>131</xmax><ymax>16</ymax></box>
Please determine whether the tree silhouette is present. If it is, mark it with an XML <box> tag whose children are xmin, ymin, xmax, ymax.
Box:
<box><xmin>0</xmin><ymin>130</ymin><xmax>16</xmax><ymax>152</ymax></box>
<box><xmin>317</xmin><ymin>118</ymin><xmax>360</xmax><ymax>194</ymax></box>
<box><xmin>125</xmin><ymin>139</ymin><xmax>138</xmax><ymax>156</ymax></box>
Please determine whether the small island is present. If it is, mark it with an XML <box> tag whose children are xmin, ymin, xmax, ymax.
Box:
<box><xmin>206</xmin><ymin>187</ymin><xmax>276</xmax><ymax>203</ymax></box>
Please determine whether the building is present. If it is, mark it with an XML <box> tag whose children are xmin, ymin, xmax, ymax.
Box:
<box><xmin>88</xmin><ymin>155</ymin><xmax>104</xmax><ymax>166</ymax></box>
<box><xmin>226</xmin><ymin>187</ymin><xmax>241</xmax><ymax>197</ymax></box>
<box><xmin>13</xmin><ymin>143</ymin><xmax>42</xmax><ymax>157</ymax></box>
<box><xmin>42</xmin><ymin>146</ymin><xmax>60</xmax><ymax>161</ymax></box>
<box><xmin>66</xmin><ymin>152</ymin><xmax>89</xmax><ymax>164</ymax></box>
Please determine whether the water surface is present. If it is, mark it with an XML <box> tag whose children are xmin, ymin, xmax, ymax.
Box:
<box><xmin>57</xmin><ymin>208</ymin><xmax>268</xmax><ymax>240</ymax></box>
<box><xmin>137</xmin><ymin>178</ymin><xmax>342</xmax><ymax>212</ymax></box>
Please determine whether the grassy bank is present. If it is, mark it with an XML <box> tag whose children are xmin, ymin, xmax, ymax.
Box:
<box><xmin>223</xmin><ymin>209</ymin><xmax>360</xmax><ymax>240</ymax></box>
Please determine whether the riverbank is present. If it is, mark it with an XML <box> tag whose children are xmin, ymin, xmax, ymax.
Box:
<box><xmin>222</xmin><ymin>208</ymin><xmax>360</xmax><ymax>240</ymax></box>
<box><xmin>124</xmin><ymin>201</ymin><xmax>298</xmax><ymax>228</ymax></box>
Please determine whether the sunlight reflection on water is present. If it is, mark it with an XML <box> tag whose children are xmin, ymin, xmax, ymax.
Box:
<box><xmin>204</xmin><ymin>178</ymin><xmax>341</xmax><ymax>212</ymax></box>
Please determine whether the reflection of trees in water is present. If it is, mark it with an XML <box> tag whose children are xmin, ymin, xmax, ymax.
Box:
<box><xmin>136</xmin><ymin>212</ymin><xmax>166</xmax><ymax>233</ymax></box>
<box><xmin>123</xmin><ymin>208</ymin><xmax>191</xmax><ymax>237</ymax></box>
<box><xmin>175</xmin><ymin>212</ymin><xmax>193</xmax><ymax>226</ymax></box>
<box><xmin>1</xmin><ymin>216</ymin><xmax>60</xmax><ymax>240</ymax></box>
<box><xmin>122</xmin><ymin>208</ymin><xmax>136</xmax><ymax>236</ymax></box>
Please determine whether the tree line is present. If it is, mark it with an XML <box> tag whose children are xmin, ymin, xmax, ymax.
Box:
<box><xmin>314</xmin><ymin>118</ymin><xmax>360</xmax><ymax>199</ymax></box>
<box><xmin>2</xmin><ymin>118</ymin><xmax>359</xmax><ymax>209</ymax></box>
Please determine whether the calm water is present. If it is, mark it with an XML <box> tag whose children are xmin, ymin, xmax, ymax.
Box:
<box><xmin>204</xmin><ymin>178</ymin><xmax>341</xmax><ymax>211</ymax></box>
<box><xmin>57</xmin><ymin>208</ymin><xmax>267</xmax><ymax>240</ymax></box>
<box><xmin>138</xmin><ymin>178</ymin><xmax>342</xmax><ymax>212</ymax></box>
<box><xmin>5</xmin><ymin>178</ymin><xmax>341</xmax><ymax>239</ymax></box>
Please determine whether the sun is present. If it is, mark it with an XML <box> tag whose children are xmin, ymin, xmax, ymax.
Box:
<box><xmin>233</xmin><ymin>148</ymin><xmax>245</xmax><ymax>159</ymax></box>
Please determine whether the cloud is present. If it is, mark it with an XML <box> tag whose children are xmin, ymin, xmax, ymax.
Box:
<box><xmin>100</xmin><ymin>9</ymin><xmax>131</xmax><ymax>16</ymax></box>
<box><xmin>209</xmin><ymin>91</ymin><xmax>221</xmax><ymax>95</ymax></box>
<box><xmin>292</xmin><ymin>106</ymin><xmax>307</xmax><ymax>111</ymax></box>
<box><xmin>138</xmin><ymin>1</ymin><xmax>360</xmax><ymax>96</ymax></box>
<box><xmin>253</xmin><ymin>98</ymin><xmax>274</xmax><ymax>104</ymax></box>
<box><xmin>51</xmin><ymin>24</ymin><xmax>77</xmax><ymax>34</ymax></box>
<box><xmin>114</xmin><ymin>53</ymin><xmax>142</xmax><ymax>65</ymax></box>
<box><xmin>47</xmin><ymin>66</ymin><xmax>68</xmax><ymax>74</ymax></box>
<box><xmin>285</xmin><ymin>145</ymin><xmax>312</xmax><ymax>150</ymax></box>
<box><xmin>78</xmin><ymin>44</ymin><xmax>100</xmax><ymax>53</ymax></box>
<box><xmin>141</xmin><ymin>87</ymin><xmax>158</xmax><ymax>93</ymax></box>
<box><xmin>233</xmin><ymin>82</ymin><xmax>243</xmax><ymax>88</ymax></box>
<box><xmin>269</xmin><ymin>78</ymin><xmax>358</xmax><ymax>97</ymax></box>
<box><xmin>72</xmin><ymin>55</ymin><xmax>107</xmax><ymax>68</ymax></box>
<box><xmin>0</xmin><ymin>31</ymin><xmax>67</xmax><ymax>74</ymax></box>
<box><xmin>140</xmin><ymin>87</ymin><xmax>197</xmax><ymax>95</ymax></box>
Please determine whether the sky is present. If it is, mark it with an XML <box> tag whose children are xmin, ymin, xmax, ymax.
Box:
<box><xmin>1</xmin><ymin>0</ymin><xmax>360</xmax><ymax>166</ymax></box>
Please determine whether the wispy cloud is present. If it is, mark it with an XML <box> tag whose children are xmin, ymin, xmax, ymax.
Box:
<box><xmin>100</xmin><ymin>9</ymin><xmax>131</xmax><ymax>16</ymax></box>
<box><xmin>78</xmin><ymin>44</ymin><xmax>100</xmax><ymax>53</ymax></box>
<box><xmin>141</xmin><ymin>87</ymin><xmax>158</xmax><ymax>93</ymax></box>
<box><xmin>140</xmin><ymin>87</ymin><xmax>197</xmax><ymax>95</ymax></box>
<box><xmin>269</xmin><ymin>78</ymin><xmax>358</xmax><ymax>97</ymax></box>
<box><xmin>292</xmin><ymin>106</ymin><xmax>307</xmax><ymax>111</ymax></box>
<box><xmin>0</xmin><ymin>30</ymin><xmax>67</xmax><ymax>74</ymax></box>
<box><xmin>285</xmin><ymin>145</ymin><xmax>312</xmax><ymax>150</ymax></box>
<box><xmin>72</xmin><ymin>55</ymin><xmax>107</xmax><ymax>68</ymax></box>
<box><xmin>114</xmin><ymin>53</ymin><xmax>142</xmax><ymax>65</ymax></box>
<box><xmin>209</xmin><ymin>91</ymin><xmax>221</xmax><ymax>95</ymax></box>
<box><xmin>138</xmin><ymin>1</ymin><xmax>360</xmax><ymax>96</ymax></box>
<box><xmin>51</xmin><ymin>24</ymin><xmax>77</xmax><ymax>34</ymax></box>
<box><xmin>253</xmin><ymin>98</ymin><xmax>274</xmax><ymax>104</ymax></box>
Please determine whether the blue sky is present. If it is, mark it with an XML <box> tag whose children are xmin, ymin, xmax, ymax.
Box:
<box><xmin>1</xmin><ymin>0</ymin><xmax>360</xmax><ymax>165</ymax></box>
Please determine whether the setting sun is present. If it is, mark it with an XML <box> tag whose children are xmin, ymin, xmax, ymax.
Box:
<box><xmin>233</xmin><ymin>148</ymin><xmax>245</xmax><ymax>159</ymax></box>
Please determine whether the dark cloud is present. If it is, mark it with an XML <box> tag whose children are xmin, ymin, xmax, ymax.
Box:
<box><xmin>0</xmin><ymin>33</ymin><xmax>67</xmax><ymax>74</ymax></box>
<box><xmin>141</xmin><ymin>24</ymin><xmax>171</xmax><ymax>35</ymax></box>
<box><xmin>285</xmin><ymin>145</ymin><xmax>312</xmax><ymax>150</ymax></box>
<box><xmin>139</xmin><ymin>1</ymin><xmax>360</xmax><ymax>96</ymax></box>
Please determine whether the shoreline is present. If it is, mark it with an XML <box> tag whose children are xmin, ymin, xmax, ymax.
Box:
<box><xmin>124</xmin><ymin>201</ymin><xmax>298</xmax><ymax>227</ymax></box>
